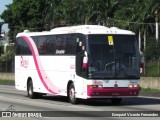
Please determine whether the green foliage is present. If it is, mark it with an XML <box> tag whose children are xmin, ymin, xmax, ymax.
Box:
<box><xmin>144</xmin><ymin>38</ymin><xmax>160</xmax><ymax>61</ymax></box>
<box><xmin>0</xmin><ymin>21</ymin><xmax>4</xmax><ymax>33</ymax></box>
<box><xmin>114</xmin><ymin>0</ymin><xmax>159</xmax><ymax>33</ymax></box>
<box><xmin>1</xmin><ymin>0</ymin><xmax>159</xmax><ymax>37</ymax></box>
<box><xmin>144</xmin><ymin>38</ymin><xmax>157</xmax><ymax>61</ymax></box>
<box><xmin>0</xmin><ymin>79</ymin><xmax>14</xmax><ymax>85</ymax></box>
<box><xmin>141</xmin><ymin>87</ymin><xmax>160</xmax><ymax>92</ymax></box>
<box><xmin>0</xmin><ymin>45</ymin><xmax>4</xmax><ymax>54</ymax></box>
<box><xmin>144</xmin><ymin>61</ymin><xmax>160</xmax><ymax>77</ymax></box>
<box><xmin>144</xmin><ymin>38</ymin><xmax>160</xmax><ymax>77</ymax></box>
<box><xmin>0</xmin><ymin>45</ymin><xmax>15</xmax><ymax>61</ymax></box>
<box><xmin>0</xmin><ymin>50</ymin><xmax>15</xmax><ymax>61</ymax></box>
<box><xmin>1</xmin><ymin>0</ymin><xmax>47</xmax><ymax>40</ymax></box>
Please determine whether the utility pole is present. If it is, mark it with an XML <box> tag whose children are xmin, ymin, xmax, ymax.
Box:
<box><xmin>155</xmin><ymin>10</ymin><xmax>159</xmax><ymax>41</ymax></box>
<box><xmin>139</xmin><ymin>29</ymin><xmax>141</xmax><ymax>51</ymax></box>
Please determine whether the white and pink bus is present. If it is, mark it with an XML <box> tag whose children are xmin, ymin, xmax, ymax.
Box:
<box><xmin>15</xmin><ymin>25</ymin><xmax>141</xmax><ymax>104</ymax></box>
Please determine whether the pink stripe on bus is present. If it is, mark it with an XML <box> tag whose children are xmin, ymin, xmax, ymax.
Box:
<box><xmin>19</xmin><ymin>35</ymin><xmax>64</xmax><ymax>94</ymax></box>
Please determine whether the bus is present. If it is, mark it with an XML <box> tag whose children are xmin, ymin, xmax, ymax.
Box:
<box><xmin>15</xmin><ymin>25</ymin><xmax>141</xmax><ymax>104</ymax></box>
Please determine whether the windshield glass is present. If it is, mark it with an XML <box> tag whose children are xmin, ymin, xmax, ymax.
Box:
<box><xmin>88</xmin><ymin>34</ymin><xmax>140</xmax><ymax>79</ymax></box>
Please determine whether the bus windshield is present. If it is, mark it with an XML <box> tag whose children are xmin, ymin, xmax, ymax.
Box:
<box><xmin>88</xmin><ymin>34</ymin><xmax>140</xmax><ymax>79</ymax></box>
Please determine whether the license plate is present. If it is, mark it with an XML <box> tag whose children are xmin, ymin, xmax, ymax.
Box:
<box><xmin>112</xmin><ymin>93</ymin><xmax>120</xmax><ymax>96</ymax></box>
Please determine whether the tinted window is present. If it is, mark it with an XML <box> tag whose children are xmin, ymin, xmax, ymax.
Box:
<box><xmin>88</xmin><ymin>35</ymin><xmax>140</xmax><ymax>79</ymax></box>
<box><xmin>16</xmin><ymin>37</ymin><xmax>31</xmax><ymax>55</ymax></box>
<box><xmin>31</xmin><ymin>34</ymin><xmax>84</xmax><ymax>55</ymax></box>
<box><xmin>46</xmin><ymin>35</ymin><xmax>56</xmax><ymax>54</ymax></box>
<box><xmin>32</xmin><ymin>35</ymin><xmax>56</xmax><ymax>55</ymax></box>
<box><xmin>37</xmin><ymin>36</ymin><xmax>47</xmax><ymax>54</ymax></box>
<box><xmin>55</xmin><ymin>35</ymin><xmax>66</xmax><ymax>54</ymax></box>
<box><xmin>66</xmin><ymin>34</ymin><xmax>77</xmax><ymax>55</ymax></box>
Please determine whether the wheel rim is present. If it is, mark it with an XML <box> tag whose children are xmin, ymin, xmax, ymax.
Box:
<box><xmin>69</xmin><ymin>88</ymin><xmax>75</xmax><ymax>102</ymax></box>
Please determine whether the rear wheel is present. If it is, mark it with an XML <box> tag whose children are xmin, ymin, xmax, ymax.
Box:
<box><xmin>111</xmin><ymin>98</ymin><xmax>122</xmax><ymax>105</ymax></box>
<box><xmin>68</xmin><ymin>83</ymin><xmax>78</xmax><ymax>104</ymax></box>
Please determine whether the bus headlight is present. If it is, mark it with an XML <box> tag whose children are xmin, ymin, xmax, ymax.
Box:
<box><xmin>128</xmin><ymin>84</ymin><xmax>133</xmax><ymax>88</ymax></box>
<box><xmin>98</xmin><ymin>85</ymin><xmax>103</xmax><ymax>88</ymax></box>
<box><xmin>133</xmin><ymin>84</ymin><xmax>139</xmax><ymax>88</ymax></box>
<box><xmin>128</xmin><ymin>84</ymin><xmax>139</xmax><ymax>88</ymax></box>
<box><xmin>88</xmin><ymin>85</ymin><xmax>103</xmax><ymax>88</ymax></box>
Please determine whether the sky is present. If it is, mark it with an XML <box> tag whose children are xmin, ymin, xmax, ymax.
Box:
<box><xmin>0</xmin><ymin>0</ymin><xmax>13</xmax><ymax>32</ymax></box>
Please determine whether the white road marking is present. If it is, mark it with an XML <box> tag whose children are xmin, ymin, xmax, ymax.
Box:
<box><xmin>70</xmin><ymin>105</ymin><xmax>102</xmax><ymax>111</ymax></box>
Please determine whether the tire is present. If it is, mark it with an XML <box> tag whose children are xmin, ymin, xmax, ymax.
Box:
<box><xmin>27</xmin><ymin>80</ymin><xmax>36</xmax><ymax>99</ymax></box>
<box><xmin>111</xmin><ymin>98</ymin><xmax>122</xmax><ymax>105</ymax></box>
<box><xmin>68</xmin><ymin>83</ymin><xmax>78</xmax><ymax>104</ymax></box>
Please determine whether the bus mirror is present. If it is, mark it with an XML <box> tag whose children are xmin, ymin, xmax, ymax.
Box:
<box><xmin>82</xmin><ymin>51</ymin><xmax>88</xmax><ymax>69</ymax></box>
<box><xmin>82</xmin><ymin>46</ymin><xmax>85</xmax><ymax>50</ymax></box>
<box><xmin>79</xmin><ymin>41</ymin><xmax>82</xmax><ymax>46</ymax></box>
<box><xmin>140</xmin><ymin>63</ymin><xmax>144</xmax><ymax>73</ymax></box>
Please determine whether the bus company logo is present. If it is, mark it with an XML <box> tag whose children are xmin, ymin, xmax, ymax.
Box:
<box><xmin>20</xmin><ymin>56</ymin><xmax>29</xmax><ymax>68</ymax></box>
<box><xmin>94</xmin><ymin>80</ymin><xmax>103</xmax><ymax>85</ymax></box>
<box><xmin>130</xmin><ymin>80</ymin><xmax>137</xmax><ymax>84</ymax></box>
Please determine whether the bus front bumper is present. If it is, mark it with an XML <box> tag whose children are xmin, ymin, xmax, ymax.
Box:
<box><xmin>87</xmin><ymin>86</ymin><xmax>141</xmax><ymax>98</ymax></box>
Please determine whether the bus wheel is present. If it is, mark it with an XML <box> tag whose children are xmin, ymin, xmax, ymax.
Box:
<box><xmin>27</xmin><ymin>80</ymin><xmax>36</xmax><ymax>99</ymax></box>
<box><xmin>111</xmin><ymin>98</ymin><xmax>122</xmax><ymax>105</ymax></box>
<box><xmin>69</xmin><ymin>83</ymin><xmax>77</xmax><ymax>104</ymax></box>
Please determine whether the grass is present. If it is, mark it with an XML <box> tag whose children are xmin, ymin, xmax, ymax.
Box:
<box><xmin>141</xmin><ymin>87</ymin><xmax>160</xmax><ymax>92</ymax></box>
<box><xmin>144</xmin><ymin>61</ymin><xmax>160</xmax><ymax>77</ymax></box>
<box><xmin>0</xmin><ymin>79</ymin><xmax>15</xmax><ymax>85</ymax></box>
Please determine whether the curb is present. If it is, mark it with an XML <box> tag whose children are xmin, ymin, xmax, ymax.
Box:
<box><xmin>140</xmin><ymin>92</ymin><xmax>160</xmax><ymax>97</ymax></box>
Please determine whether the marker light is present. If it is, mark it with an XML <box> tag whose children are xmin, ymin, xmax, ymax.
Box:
<box><xmin>88</xmin><ymin>85</ymin><xmax>103</xmax><ymax>88</ymax></box>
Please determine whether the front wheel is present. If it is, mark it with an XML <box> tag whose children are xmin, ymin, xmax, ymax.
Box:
<box><xmin>68</xmin><ymin>83</ymin><xmax>78</xmax><ymax>104</ymax></box>
<box><xmin>27</xmin><ymin>80</ymin><xmax>36</xmax><ymax>99</ymax></box>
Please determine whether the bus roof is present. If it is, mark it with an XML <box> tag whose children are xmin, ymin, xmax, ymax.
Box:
<box><xmin>16</xmin><ymin>25</ymin><xmax>135</xmax><ymax>37</ymax></box>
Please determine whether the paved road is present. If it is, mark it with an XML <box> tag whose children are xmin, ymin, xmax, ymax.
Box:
<box><xmin>0</xmin><ymin>85</ymin><xmax>160</xmax><ymax>120</ymax></box>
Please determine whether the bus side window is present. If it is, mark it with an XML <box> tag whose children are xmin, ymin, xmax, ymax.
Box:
<box><xmin>55</xmin><ymin>35</ymin><xmax>66</xmax><ymax>54</ymax></box>
<box><xmin>37</xmin><ymin>36</ymin><xmax>47</xmax><ymax>55</ymax></box>
<box><xmin>66</xmin><ymin>34</ymin><xmax>76</xmax><ymax>55</ymax></box>
<box><xmin>46</xmin><ymin>35</ymin><xmax>56</xmax><ymax>54</ymax></box>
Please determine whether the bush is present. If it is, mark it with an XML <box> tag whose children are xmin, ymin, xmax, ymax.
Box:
<box><xmin>144</xmin><ymin>61</ymin><xmax>160</xmax><ymax>77</ymax></box>
<box><xmin>143</xmin><ymin>38</ymin><xmax>160</xmax><ymax>77</ymax></box>
<box><xmin>0</xmin><ymin>45</ymin><xmax>4</xmax><ymax>55</ymax></box>
<box><xmin>144</xmin><ymin>38</ymin><xmax>160</xmax><ymax>62</ymax></box>
<box><xmin>0</xmin><ymin>45</ymin><xmax>15</xmax><ymax>61</ymax></box>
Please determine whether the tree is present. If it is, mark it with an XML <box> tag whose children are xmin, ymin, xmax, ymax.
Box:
<box><xmin>43</xmin><ymin>0</ymin><xmax>64</xmax><ymax>29</ymax></box>
<box><xmin>1</xmin><ymin>0</ymin><xmax>49</xmax><ymax>41</ymax></box>
<box><xmin>1</xmin><ymin>0</ymin><xmax>159</xmax><ymax>43</ymax></box>
<box><xmin>114</xmin><ymin>0</ymin><xmax>160</xmax><ymax>52</ymax></box>
<box><xmin>0</xmin><ymin>21</ymin><xmax>4</xmax><ymax>34</ymax></box>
